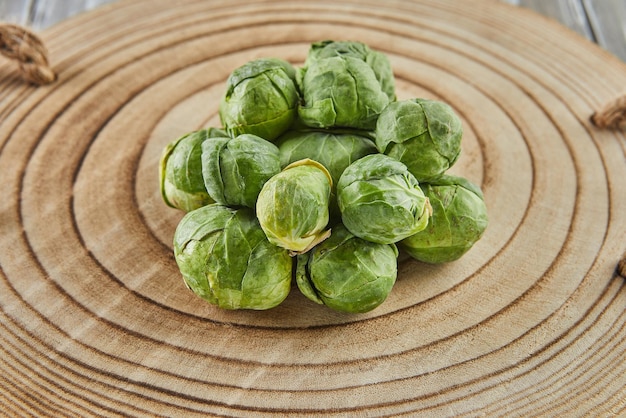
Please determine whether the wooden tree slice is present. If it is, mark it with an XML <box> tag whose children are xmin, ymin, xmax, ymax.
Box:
<box><xmin>1</xmin><ymin>0</ymin><xmax>625</xmax><ymax>416</ymax></box>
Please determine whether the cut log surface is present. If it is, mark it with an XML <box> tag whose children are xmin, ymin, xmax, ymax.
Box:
<box><xmin>1</xmin><ymin>0</ymin><xmax>625</xmax><ymax>416</ymax></box>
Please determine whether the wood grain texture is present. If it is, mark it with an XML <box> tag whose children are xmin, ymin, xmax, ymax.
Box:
<box><xmin>1</xmin><ymin>0</ymin><xmax>625</xmax><ymax>416</ymax></box>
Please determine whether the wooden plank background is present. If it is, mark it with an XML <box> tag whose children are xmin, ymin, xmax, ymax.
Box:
<box><xmin>1</xmin><ymin>0</ymin><xmax>625</xmax><ymax>62</ymax></box>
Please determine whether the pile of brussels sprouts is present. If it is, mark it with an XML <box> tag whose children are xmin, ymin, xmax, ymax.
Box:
<box><xmin>159</xmin><ymin>40</ymin><xmax>488</xmax><ymax>313</ymax></box>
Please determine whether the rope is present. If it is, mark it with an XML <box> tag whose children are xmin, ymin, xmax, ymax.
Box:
<box><xmin>591</xmin><ymin>94</ymin><xmax>626</xmax><ymax>130</ymax></box>
<box><xmin>0</xmin><ymin>23</ymin><xmax>56</xmax><ymax>85</ymax></box>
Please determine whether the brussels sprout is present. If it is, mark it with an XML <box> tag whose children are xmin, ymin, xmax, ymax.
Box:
<box><xmin>173</xmin><ymin>204</ymin><xmax>292</xmax><ymax>310</ymax></box>
<box><xmin>276</xmin><ymin>129</ymin><xmax>377</xmax><ymax>221</ymax></box>
<box><xmin>219</xmin><ymin>58</ymin><xmax>300</xmax><ymax>141</ymax></box>
<box><xmin>302</xmin><ymin>40</ymin><xmax>395</xmax><ymax>101</ymax></box>
<box><xmin>256</xmin><ymin>159</ymin><xmax>332</xmax><ymax>254</ymax></box>
<box><xmin>201</xmin><ymin>133</ymin><xmax>281</xmax><ymax>208</ymax></box>
<box><xmin>297</xmin><ymin>43</ymin><xmax>391</xmax><ymax>130</ymax></box>
<box><xmin>337</xmin><ymin>153</ymin><xmax>432</xmax><ymax>244</ymax></box>
<box><xmin>296</xmin><ymin>224</ymin><xmax>398</xmax><ymax>313</ymax></box>
<box><xmin>159</xmin><ymin>128</ymin><xmax>228</xmax><ymax>212</ymax></box>
<box><xmin>401</xmin><ymin>175</ymin><xmax>488</xmax><ymax>263</ymax></box>
<box><xmin>276</xmin><ymin>130</ymin><xmax>377</xmax><ymax>183</ymax></box>
<box><xmin>376</xmin><ymin>98</ymin><xmax>463</xmax><ymax>182</ymax></box>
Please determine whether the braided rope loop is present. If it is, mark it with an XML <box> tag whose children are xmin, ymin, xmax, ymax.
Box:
<box><xmin>591</xmin><ymin>94</ymin><xmax>626</xmax><ymax>130</ymax></box>
<box><xmin>0</xmin><ymin>23</ymin><xmax>56</xmax><ymax>85</ymax></box>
